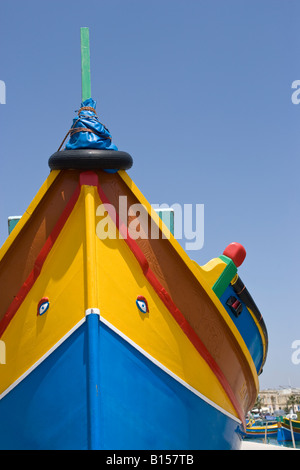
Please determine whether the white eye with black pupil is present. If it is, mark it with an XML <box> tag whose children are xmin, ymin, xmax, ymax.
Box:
<box><xmin>38</xmin><ymin>300</ymin><xmax>49</xmax><ymax>316</ymax></box>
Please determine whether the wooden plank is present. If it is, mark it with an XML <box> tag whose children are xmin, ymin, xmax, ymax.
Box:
<box><xmin>80</xmin><ymin>27</ymin><xmax>91</xmax><ymax>102</ymax></box>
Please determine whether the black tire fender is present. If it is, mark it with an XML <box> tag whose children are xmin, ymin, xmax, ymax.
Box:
<box><xmin>48</xmin><ymin>149</ymin><xmax>133</xmax><ymax>170</ymax></box>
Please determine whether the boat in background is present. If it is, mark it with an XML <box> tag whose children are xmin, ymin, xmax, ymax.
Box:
<box><xmin>0</xmin><ymin>28</ymin><xmax>268</xmax><ymax>450</ymax></box>
<box><xmin>242</xmin><ymin>419</ymin><xmax>278</xmax><ymax>439</ymax></box>
<box><xmin>279</xmin><ymin>418</ymin><xmax>300</xmax><ymax>442</ymax></box>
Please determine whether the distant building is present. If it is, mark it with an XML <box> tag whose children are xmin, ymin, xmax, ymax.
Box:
<box><xmin>257</xmin><ymin>388</ymin><xmax>300</xmax><ymax>414</ymax></box>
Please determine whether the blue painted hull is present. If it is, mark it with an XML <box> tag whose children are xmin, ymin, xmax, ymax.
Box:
<box><xmin>0</xmin><ymin>318</ymin><xmax>243</xmax><ymax>450</ymax></box>
<box><xmin>279</xmin><ymin>425</ymin><xmax>300</xmax><ymax>441</ymax></box>
<box><xmin>241</xmin><ymin>429</ymin><xmax>278</xmax><ymax>439</ymax></box>
<box><xmin>220</xmin><ymin>285</ymin><xmax>264</xmax><ymax>373</ymax></box>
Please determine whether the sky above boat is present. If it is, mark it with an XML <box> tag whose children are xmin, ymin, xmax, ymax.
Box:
<box><xmin>0</xmin><ymin>0</ymin><xmax>299</xmax><ymax>390</ymax></box>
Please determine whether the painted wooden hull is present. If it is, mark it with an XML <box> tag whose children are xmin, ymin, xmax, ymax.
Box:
<box><xmin>242</xmin><ymin>424</ymin><xmax>278</xmax><ymax>439</ymax></box>
<box><xmin>0</xmin><ymin>169</ymin><xmax>267</xmax><ymax>449</ymax></box>
<box><xmin>280</xmin><ymin>418</ymin><xmax>300</xmax><ymax>441</ymax></box>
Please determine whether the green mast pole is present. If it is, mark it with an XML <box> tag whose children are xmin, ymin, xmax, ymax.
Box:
<box><xmin>80</xmin><ymin>27</ymin><xmax>91</xmax><ymax>102</ymax></box>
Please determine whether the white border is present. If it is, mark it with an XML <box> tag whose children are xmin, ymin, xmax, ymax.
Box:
<box><xmin>0</xmin><ymin>314</ymin><xmax>241</xmax><ymax>425</ymax></box>
<box><xmin>100</xmin><ymin>316</ymin><xmax>241</xmax><ymax>424</ymax></box>
<box><xmin>0</xmin><ymin>318</ymin><xmax>85</xmax><ymax>401</ymax></box>
<box><xmin>85</xmin><ymin>308</ymin><xmax>100</xmax><ymax>317</ymax></box>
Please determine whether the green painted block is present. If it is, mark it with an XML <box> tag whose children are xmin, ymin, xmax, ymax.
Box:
<box><xmin>154</xmin><ymin>208</ymin><xmax>174</xmax><ymax>235</ymax></box>
<box><xmin>212</xmin><ymin>255</ymin><xmax>237</xmax><ymax>299</ymax></box>
<box><xmin>80</xmin><ymin>27</ymin><xmax>91</xmax><ymax>102</ymax></box>
<box><xmin>8</xmin><ymin>216</ymin><xmax>22</xmax><ymax>234</ymax></box>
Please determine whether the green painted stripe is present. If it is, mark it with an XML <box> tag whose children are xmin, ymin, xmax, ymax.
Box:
<box><xmin>80</xmin><ymin>27</ymin><xmax>91</xmax><ymax>102</ymax></box>
<box><xmin>283</xmin><ymin>418</ymin><xmax>300</xmax><ymax>429</ymax></box>
<box><xmin>212</xmin><ymin>255</ymin><xmax>237</xmax><ymax>299</ymax></box>
<box><xmin>155</xmin><ymin>209</ymin><xmax>174</xmax><ymax>235</ymax></box>
<box><xmin>8</xmin><ymin>216</ymin><xmax>22</xmax><ymax>234</ymax></box>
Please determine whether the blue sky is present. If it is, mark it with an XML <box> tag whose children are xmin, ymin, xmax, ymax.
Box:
<box><xmin>0</xmin><ymin>0</ymin><xmax>300</xmax><ymax>390</ymax></box>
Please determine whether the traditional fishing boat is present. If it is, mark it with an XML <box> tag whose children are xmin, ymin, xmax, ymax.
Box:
<box><xmin>242</xmin><ymin>419</ymin><xmax>278</xmax><ymax>439</ymax></box>
<box><xmin>279</xmin><ymin>418</ymin><xmax>300</xmax><ymax>441</ymax></box>
<box><xmin>0</xmin><ymin>28</ymin><xmax>268</xmax><ymax>450</ymax></box>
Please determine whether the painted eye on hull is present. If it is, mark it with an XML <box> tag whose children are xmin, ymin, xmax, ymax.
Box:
<box><xmin>37</xmin><ymin>298</ymin><xmax>50</xmax><ymax>316</ymax></box>
<box><xmin>136</xmin><ymin>296</ymin><xmax>149</xmax><ymax>314</ymax></box>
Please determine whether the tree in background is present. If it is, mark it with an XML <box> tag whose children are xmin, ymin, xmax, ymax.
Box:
<box><xmin>286</xmin><ymin>394</ymin><xmax>299</xmax><ymax>414</ymax></box>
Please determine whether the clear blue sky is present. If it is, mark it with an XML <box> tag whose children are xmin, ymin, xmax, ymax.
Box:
<box><xmin>1</xmin><ymin>0</ymin><xmax>300</xmax><ymax>390</ymax></box>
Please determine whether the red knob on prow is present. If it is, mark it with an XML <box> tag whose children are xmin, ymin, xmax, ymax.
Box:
<box><xmin>223</xmin><ymin>242</ymin><xmax>246</xmax><ymax>267</ymax></box>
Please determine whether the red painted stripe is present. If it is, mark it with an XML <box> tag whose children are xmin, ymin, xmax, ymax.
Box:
<box><xmin>0</xmin><ymin>184</ymin><xmax>81</xmax><ymax>338</ymax></box>
<box><xmin>96</xmin><ymin>179</ymin><xmax>246</xmax><ymax>428</ymax></box>
<box><xmin>79</xmin><ymin>170</ymin><xmax>99</xmax><ymax>187</ymax></box>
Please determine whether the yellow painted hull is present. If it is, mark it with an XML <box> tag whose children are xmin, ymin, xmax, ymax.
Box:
<box><xmin>0</xmin><ymin>169</ymin><xmax>266</xmax><ymax>448</ymax></box>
